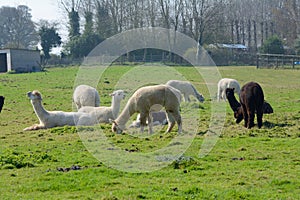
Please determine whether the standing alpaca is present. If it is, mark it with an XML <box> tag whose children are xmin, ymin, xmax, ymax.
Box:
<box><xmin>226</xmin><ymin>82</ymin><xmax>264</xmax><ymax>129</ymax></box>
<box><xmin>78</xmin><ymin>90</ymin><xmax>125</xmax><ymax>123</ymax></box>
<box><xmin>217</xmin><ymin>78</ymin><xmax>240</xmax><ymax>101</ymax></box>
<box><xmin>166</xmin><ymin>80</ymin><xmax>204</xmax><ymax>102</ymax></box>
<box><xmin>73</xmin><ymin>85</ymin><xmax>100</xmax><ymax>110</ymax></box>
<box><xmin>111</xmin><ymin>85</ymin><xmax>182</xmax><ymax>134</ymax></box>
<box><xmin>226</xmin><ymin>88</ymin><xmax>273</xmax><ymax>125</ymax></box>
<box><xmin>24</xmin><ymin>90</ymin><xmax>97</xmax><ymax>131</ymax></box>
<box><xmin>0</xmin><ymin>96</ymin><xmax>4</xmax><ymax>113</ymax></box>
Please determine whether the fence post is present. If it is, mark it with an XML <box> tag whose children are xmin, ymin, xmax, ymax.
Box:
<box><xmin>256</xmin><ymin>54</ymin><xmax>259</xmax><ymax>69</ymax></box>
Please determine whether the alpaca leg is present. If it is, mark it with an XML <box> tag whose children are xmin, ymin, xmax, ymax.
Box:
<box><xmin>222</xmin><ymin>90</ymin><xmax>226</xmax><ymax>101</ymax></box>
<box><xmin>139</xmin><ymin>113</ymin><xmax>147</xmax><ymax>133</ymax></box>
<box><xmin>24</xmin><ymin>124</ymin><xmax>45</xmax><ymax>131</ymax></box>
<box><xmin>147</xmin><ymin>113</ymin><xmax>153</xmax><ymax>134</ymax></box>
<box><xmin>172</xmin><ymin>110</ymin><xmax>182</xmax><ymax>133</ymax></box>
<box><xmin>184</xmin><ymin>94</ymin><xmax>189</xmax><ymax>102</ymax></box>
<box><xmin>241</xmin><ymin>104</ymin><xmax>248</xmax><ymax>128</ymax></box>
<box><xmin>248</xmin><ymin>111</ymin><xmax>255</xmax><ymax>129</ymax></box>
<box><xmin>256</xmin><ymin>109</ymin><xmax>263</xmax><ymax>129</ymax></box>
<box><xmin>217</xmin><ymin>88</ymin><xmax>221</xmax><ymax>101</ymax></box>
<box><xmin>166</xmin><ymin>111</ymin><xmax>175</xmax><ymax>133</ymax></box>
<box><xmin>247</xmin><ymin>103</ymin><xmax>256</xmax><ymax>128</ymax></box>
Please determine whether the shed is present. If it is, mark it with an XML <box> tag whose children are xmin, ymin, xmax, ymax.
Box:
<box><xmin>0</xmin><ymin>49</ymin><xmax>41</xmax><ymax>73</ymax></box>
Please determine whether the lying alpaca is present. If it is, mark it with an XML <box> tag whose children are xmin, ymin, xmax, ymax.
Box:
<box><xmin>73</xmin><ymin>85</ymin><xmax>100</xmax><ymax>110</ymax></box>
<box><xmin>0</xmin><ymin>96</ymin><xmax>4</xmax><ymax>113</ymax></box>
<box><xmin>217</xmin><ymin>78</ymin><xmax>240</xmax><ymax>101</ymax></box>
<box><xmin>166</xmin><ymin>80</ymin><xmax>204</xmax><ymax>102</ymax></box>
<box><xmin>111</xmin><ymin>85</ymin><xmax>182</xmax><ymax>134</ymax></box>
<box><xmin>24</xmin><ymin>90</ymin><xmax>97</xmax><ymax>131</ymax></box>
<box><xmin>78</xmin><ymin>90</ymin><xmax>125</xmax><ymax>123</ymax></box>
<box><xmin>129</xmin><ymin>111</ymin><xmax>168</xmax><ymax>128</ymax></box>
<box><xmin>226</xmin><ymin>82</ymin><xmax>264</xmax><ymax>129</ymax></box>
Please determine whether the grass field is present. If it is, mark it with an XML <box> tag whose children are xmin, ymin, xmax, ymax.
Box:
<box><xmin>0</xmin><ymin>65</ymin><xmax>299</xmax><ymax>199</ymax></box>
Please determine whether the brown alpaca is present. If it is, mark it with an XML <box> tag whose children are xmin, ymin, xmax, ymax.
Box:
<box><xmin>226</xmin><ymin>82</ymin><xmax>264</xmax><ymax>129</ymax></box>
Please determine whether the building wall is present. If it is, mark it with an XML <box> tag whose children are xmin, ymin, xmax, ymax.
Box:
<box><xmin>0</xmin><ymin>49</ymin><xmax>41</xmax><ymax>73</ymax></box>
<box><xmin>10</xmin><ymin>49</ymin><xmax>41</xmax><ymax>72</ymax></box>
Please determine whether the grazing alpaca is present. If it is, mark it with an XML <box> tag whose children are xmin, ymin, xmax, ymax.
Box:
<box><xmin>263</xmin><ymin>101</ymin><xmax>273</xmax><ymax>114</ymax></box>
<box><xmin>73</xmin><ymin>85</ymin><xmax>100</xmax><ymax>110</ymax></box>
<box><xmin>226</xmin><ymin>82</ymin><xmax>264</xmax><ymax>129</ymax></box>
<box><xmin>78</xmin><ymin>90</ymin><xmax>125</xmax><ymax>123</ymax></box>
<box><xmin>226</xmin><ymin>88</ymin><xmax>273</xmax><ymax>115</ymax></box>
<box><xmin>0</xmin><ymin>96</ymin><xmax>4</xmax><ymax>113</ymax></box>
<box><xmin>24</xmin><ymin>91</ymin><xmax>97</xmax><ymax>131</ymax></box>
<box><xmin>217</xmin><ymin>78</ymin><xmax>240</xmax><ymax>101</ymax></box>
<box><xmin>129</xmin><ymin>111</ymin><xmax>168</xmax><ymax>128</ymax></box>
<box><xmin>111</xmin><ymin>85</ymin><xmax>182</xmax><ymax>134</ymax></box>
<box><xmin>225</xmin><ymin>88</ymin><xmax>243</xmax><ymax>123</ymax></box>
<box><xmin>166</xmin><ymin>80</ymin><xmax>204</xmax><ymax>102</ymax></box>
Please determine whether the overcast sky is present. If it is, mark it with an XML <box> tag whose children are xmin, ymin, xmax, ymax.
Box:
<box><xmin>0</xmin><ymin>0</ymin><xmax>64</xmax><ymax>22</ymax></box>
<box><xmin>0</xmin><ymin>0</ymin><xmax>68</xmax><ymax>51</ymax></box>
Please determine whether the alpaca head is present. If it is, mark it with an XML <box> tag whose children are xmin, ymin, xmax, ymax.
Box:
<box><xmin>111</xmin><ymin>120</ymin><xmax>124</xmax><ymax>134</ymax></box>
<box><xmin>225</xmin><ymin>88</ymin><xmax>235</xmax><ymax>97</ymax></box>
<box><xmin>27</xmin><ymin>90</ymin><xmax>42</xmax><ymax>101</ymax></box>
<box><xmin>196</xmin><ymin>93</ymin><xmax>205</xmax><ymax>103</ymax></box>
<box><xmin>110</xmin><ymin>90</ymin><xmax>125</xmax><ymax>101</ymax></box>
<box><xmin>234</xmin><ymin>107</ymin><xmax>243</xmax><ymax>124</ymax></box>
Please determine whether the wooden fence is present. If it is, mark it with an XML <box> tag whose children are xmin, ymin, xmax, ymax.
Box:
<box><xmin>256</xmin><ymin>54</ymin><xmax>300</xmax><ymax>69</ymax></box>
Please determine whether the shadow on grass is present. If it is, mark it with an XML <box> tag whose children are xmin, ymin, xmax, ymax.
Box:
<box><xmin>263</xmin><ymin>120</ymin><xmax>294</xmax><ymax>129</ymax></box>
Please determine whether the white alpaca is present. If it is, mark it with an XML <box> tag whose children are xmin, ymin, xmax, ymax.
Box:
<box><xmin>24</xmin><ymin>90</ymin><xmax>97</xmax><ymax>131</ymax></box>
<box><xmin>73</xmin><ymin>85</ymin><xmax>100</xmax><ymax>110</ymax></box>
<box><xmin>129</xmin><ymin>111</ymin><xmax>168</xmax><ymax>128</ymax></box>
<box><xmin>111</xmin><ymin>85</ymin><xmax>182</xmax><ymax>134</ymax></box>
<box><xmin>78</xmin><ymin>90</ymin><xmax>125</xmax><ymax>123</ymax></box>
<box><xmin>217</xmin><ymin>78</ymin><xmax>240</xmax><ymax>101</ymax></box>
<box><xmin>166</xmin><ymin>80</ymin><xmax>204</xmax><ymax>102</ymax></box>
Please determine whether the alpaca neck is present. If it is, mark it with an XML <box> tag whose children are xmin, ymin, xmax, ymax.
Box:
<box><xmin>115</xmin><ymin>99</ymin><xmax>135</xmax><ymax>129</ymax></box>
<box><xmin>227</xmin><ymin>93</ymin><xmax>241</xmax><ymax>112</ymax></box>
<box><xmin>31</xmin><ymin>100</ymin><xmax>49</xmax><ymax>124</ymax></box>
<box><xmin>111</xmin><ymin>97</ymin><xmax>122</xmax><ymax>119</ymax></box>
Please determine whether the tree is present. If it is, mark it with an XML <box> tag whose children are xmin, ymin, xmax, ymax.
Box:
<box><xmin>260</xmin><ymin>35</ymin><xmax>284</xmax><ymax>54</ymax></box>
<box><xmin>0</xmin><ymin>5</ymin><xmax>38</xmax><ymax>49</ymax></box>
<box><xmin>60</xmin><ymin>0</ymin><xmax>81</xmax><ymax>39</ymax></box>
<box><xmin>38</xmin><ymin>21</ymin><xmax>62</xmax><ymax>60</ymax></box>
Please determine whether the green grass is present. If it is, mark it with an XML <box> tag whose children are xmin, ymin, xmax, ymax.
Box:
<box><xmin>0</xmin><ymin>65</ymin><xmax>299</xmax><ymax>199</ymax></box>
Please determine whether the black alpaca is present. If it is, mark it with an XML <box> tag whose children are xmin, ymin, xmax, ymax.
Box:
<box><xmin>226</xmin><ymin>82</ymin><xmax>266</xmax><ymax>129</ymax></box>
<box><xmin>225</xmin><ymin>88</ymin><xmax>243</xmax><ymax>124</ymax></box>
<box><xmin>0</xmin><ymin>96</ymin><xmax>4</xmax><ymax>113</ymax></box>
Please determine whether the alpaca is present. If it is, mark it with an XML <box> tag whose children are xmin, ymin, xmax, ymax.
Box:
<box><xmin>78</xmin><ymin>90</ymin><xmax>125</xmax><ymax>123</ymax></box>
<box><xmin>225</xmin><ymin>88</ymin><xmax>243</xmax><ymax>124</ymax></box>
<box><xmin>217</xmin><ymin>78</ymin><xmax>240</xmax><ymax>101</ymax></box>
<box><xmin>111</xmin><ymin>85</ymin><xmax>182</xmax><ymax>134</ymax></box>
<box><xmin>263</xmin><ymin>101</ymin><xmax>273</xmax><ymax>114</ymax></box>
<box><xmin>24</xmin><ymin>90</ymin><xmax>97</xmax><ymax>131</ymax></box>
<box><xmin>129</xmin><ymin>111</ymin><xmax>168</xmax><ymax>128</ymax></box>
<box><xmin>226</xmin><ymin>88</ymin><xmax>273</xmax><ymax>115</ymax></box>
<box><xmin>226</xmin><ymin>82</ymin><xmax>264</xmax><ymax>129</ymax></box>
<box><xmin>166</xmin><ymin>80</ymin><xmax>204</xmax><ymax>102</ymax></box>
<box><xmin>0</xmin><ymin>96</ymin><xmax>4</xmax><ymax>113</ymax></box>
<box><xmin>73</xmin><ymin>85</ymin><xmax>100</xmax><ymax>110</ymax></box>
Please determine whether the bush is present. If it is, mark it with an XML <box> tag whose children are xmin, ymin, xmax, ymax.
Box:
<box><xmin>260</xmin><ymin>35</ymin><xmax>284</xmax><ymax>54</ymax></box>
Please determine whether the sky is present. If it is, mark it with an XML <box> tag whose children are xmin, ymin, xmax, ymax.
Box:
<box><xmin>0</xmin><ymin>0</ymin><xmax>68</xmax><ymax>53</ymax></box>
<box><xmin>0</xmin><ymin>0</ymin><xmax>63</xmax><ymax>22</ymax></box>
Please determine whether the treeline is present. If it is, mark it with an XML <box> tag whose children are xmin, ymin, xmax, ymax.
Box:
<box><xmin>1</xmin><ymin>0</ymin><xmax>300</xmax><ymax>63</ymax></box>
